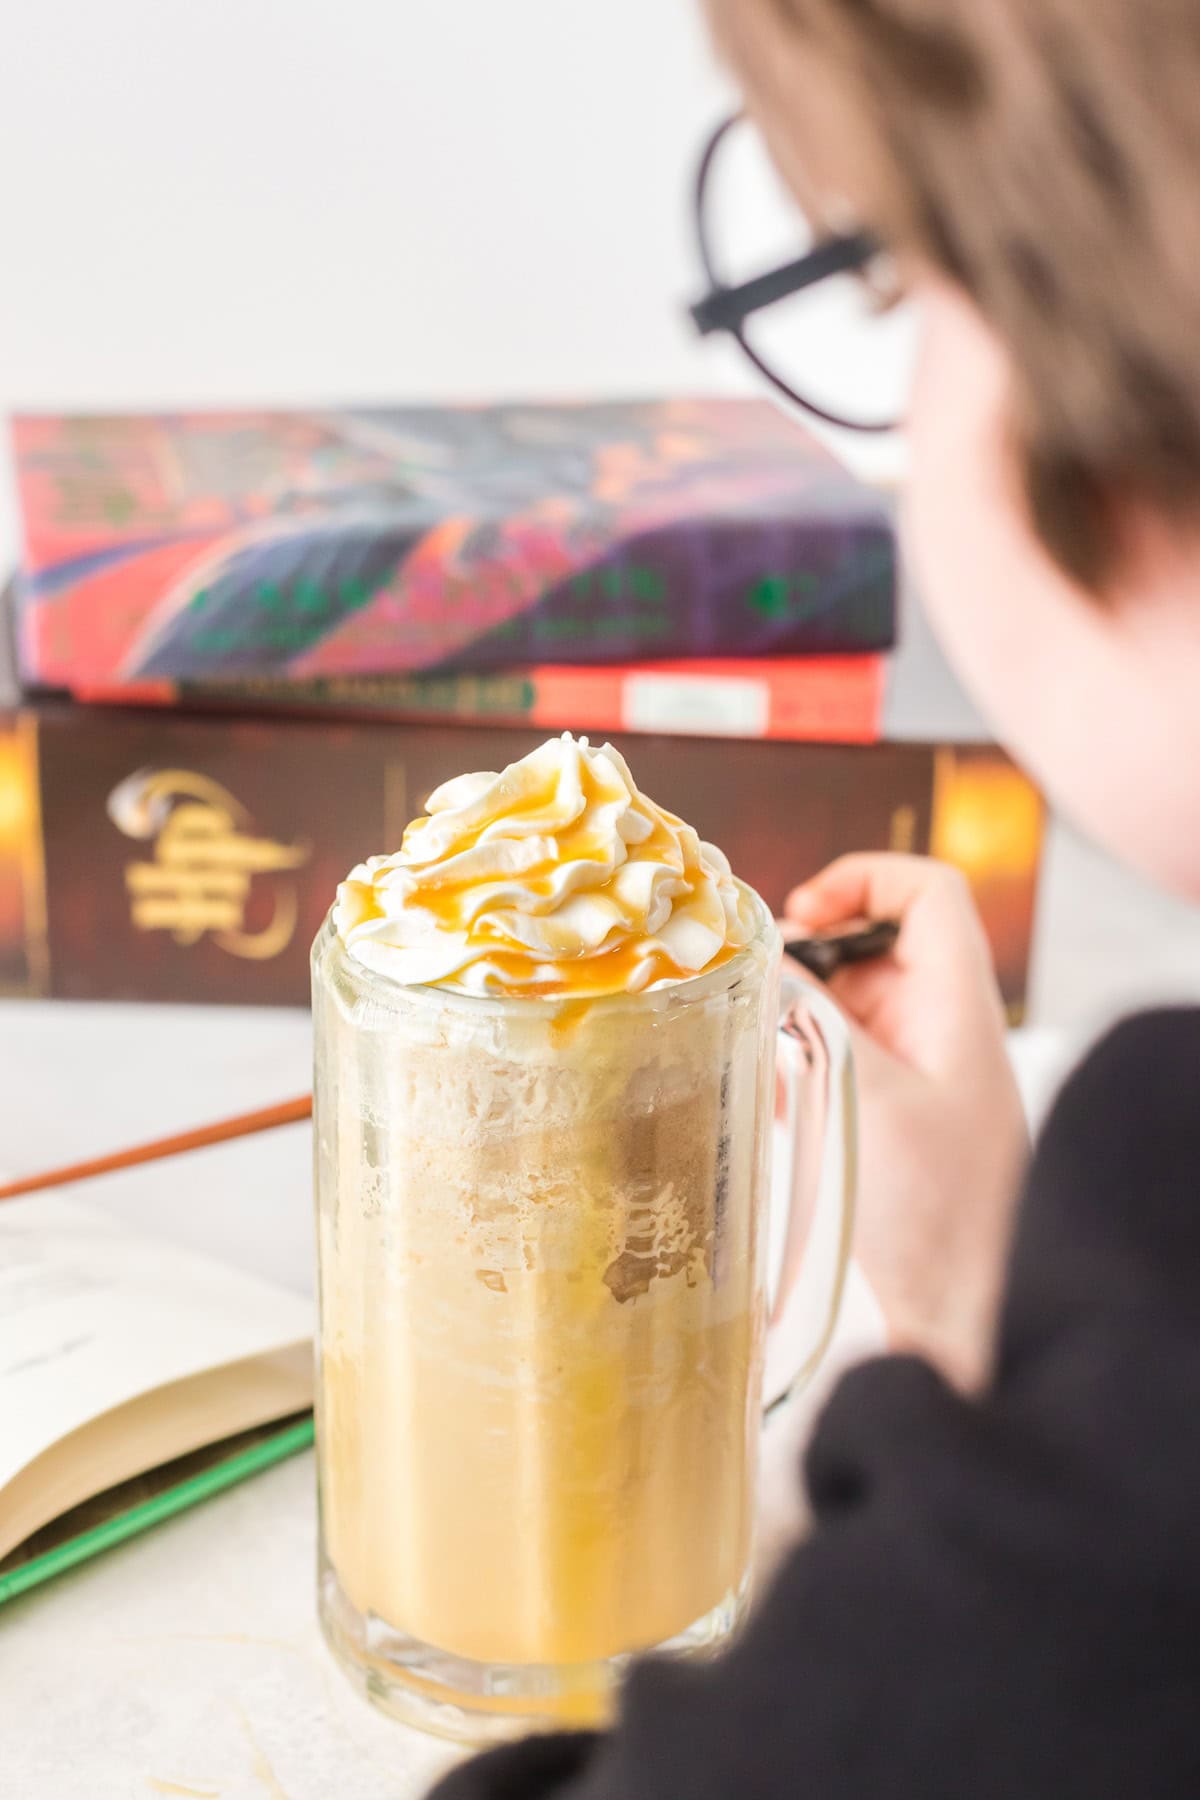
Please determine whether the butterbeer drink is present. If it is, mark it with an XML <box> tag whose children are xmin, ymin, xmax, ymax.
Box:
<box><xmin>313</xmin><ymin>735</ymin><xmax>795</xmax><ymax>1740</ymax></box>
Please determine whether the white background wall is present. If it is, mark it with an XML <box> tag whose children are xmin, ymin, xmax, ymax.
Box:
<box><xmin>0</xmin><ymin>0</ymin><xmax>757</xmax><ymax>565</ymax></box>
<box><xmin>0</xmin><ymin>1</ymin><xmax>735</xmax><ymax>411</ymax></box>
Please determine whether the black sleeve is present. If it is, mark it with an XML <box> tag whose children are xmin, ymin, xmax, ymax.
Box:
<box><xmin>431</xmin><ymin>1010</ymin><xmax>1200</xmax><ymax>1800</ymax></box>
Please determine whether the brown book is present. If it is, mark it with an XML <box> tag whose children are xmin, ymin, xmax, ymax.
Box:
<box><xmin>0</xmin><ymin>700</ymin><xmax>1044</xmax><ymax>1015</ymax></box>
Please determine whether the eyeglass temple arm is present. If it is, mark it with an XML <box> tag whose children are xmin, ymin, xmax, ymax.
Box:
<box><xmin>689</xmin><ymin>231</ymin><xmax>880</xmax><ymax>337</ymax></box>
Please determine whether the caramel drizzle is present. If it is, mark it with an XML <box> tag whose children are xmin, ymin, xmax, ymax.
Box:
<box><xmin>384</xmin><ymin>754</ymin><xmax>731</xmax><ymax>999</ymax></box>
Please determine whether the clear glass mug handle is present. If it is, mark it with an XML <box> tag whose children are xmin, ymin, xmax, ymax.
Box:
<box><xmin>762</xmin><ymin>972</ymin><xmax>858</xmax><ymax>1412</ymax></box>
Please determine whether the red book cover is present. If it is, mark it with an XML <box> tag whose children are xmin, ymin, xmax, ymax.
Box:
<box><xmin>81</xmin><ymin>655</ymin><xmax>888</xmax><ymax>745</ymax></box>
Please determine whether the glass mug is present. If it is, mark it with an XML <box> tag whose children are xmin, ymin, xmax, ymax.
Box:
<box><xmin>312</xmin><ymin>889</ymin><xmax>854</xmax><ymax>1742</ymax></box>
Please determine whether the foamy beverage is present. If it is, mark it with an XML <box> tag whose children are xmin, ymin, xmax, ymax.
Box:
<box><xmin>313</xmin><ymin>735</ymin><xmax>853</xmax><ymax>1739</ymax></box>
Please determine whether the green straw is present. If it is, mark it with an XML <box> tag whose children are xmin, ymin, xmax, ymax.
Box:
<box><xmin>0</xmin><ymin>1414</ymin><xmax>315</xmax><ymax>1608</ymax></box>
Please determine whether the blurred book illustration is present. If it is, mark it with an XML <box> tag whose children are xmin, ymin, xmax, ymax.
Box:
<box><xmin>0</xmin><ymin>1194</ymin><xmax>313</xmax><ymax>1597</ymax></box>
<box><xmin>10</xmin><ymin>401</ymin><xmax>896</xmax><ymax>696</ymax></box>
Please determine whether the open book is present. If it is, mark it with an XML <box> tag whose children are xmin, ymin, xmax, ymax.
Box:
<box><xmin>0</xmin><ymin>1195</ymin><xmax>313</xmax><ymax>1600</ymax></box>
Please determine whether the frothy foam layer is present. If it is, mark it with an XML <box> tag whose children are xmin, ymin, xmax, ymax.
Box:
<box><xmin>333</xmin><ymin>733</ymin><xmax>758</xmax><ymax>997</ymax></box>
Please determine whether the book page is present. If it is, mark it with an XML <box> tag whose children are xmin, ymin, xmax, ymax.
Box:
<box><xmin>0</xmin><ymin>1195</ymin><xmax>313</xmax><ymax>1495</ymax></box>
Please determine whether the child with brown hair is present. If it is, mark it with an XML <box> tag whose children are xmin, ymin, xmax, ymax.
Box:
<box><xmin>436</xmin><ymin>4</ymin><xmax>1200</xmax><ymax>1792</ymax></box>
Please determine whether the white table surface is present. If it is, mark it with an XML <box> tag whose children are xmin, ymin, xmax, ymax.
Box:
<box><xmin>0</xmin><ymin>995</ymin><xmax>1082</xmax><ymax>1799</ymax></box>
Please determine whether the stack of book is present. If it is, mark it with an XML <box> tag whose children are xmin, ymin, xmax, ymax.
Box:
<box><xmin>0</xmin><ymin>399</ymin><xmax>1044</xmax><ymax>1015</ymax></box>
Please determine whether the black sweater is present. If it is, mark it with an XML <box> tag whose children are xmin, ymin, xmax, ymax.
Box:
<box><xmin>431</xmin><ymin>1011</ymin><xmax>1200</xmax><ymax>1800</ymax></box>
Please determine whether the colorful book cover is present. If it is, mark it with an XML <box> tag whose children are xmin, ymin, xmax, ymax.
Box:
<box><xmin>0</xmin><ymin>700</ymin><xmax>1044</xmax><ymax>1016</ymax></box>
<box><xmin>10</xmin><ymin>401</ymin><xmax>896</xmax><ymax>694</ymax></box>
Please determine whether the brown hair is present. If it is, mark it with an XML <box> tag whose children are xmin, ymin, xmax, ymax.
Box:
<box><xmin>706</xmin><ymin>0</ymin><xmax>1200</xmax><ymax>589</ymax></box>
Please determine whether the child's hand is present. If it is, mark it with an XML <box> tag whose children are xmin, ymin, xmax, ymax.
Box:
<box><xmin>786</xmin><ymin>854</ymin><xmax>1028</xmax><ymax>1392</ymax></box>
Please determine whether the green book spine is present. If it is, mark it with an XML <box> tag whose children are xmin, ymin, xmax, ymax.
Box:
<box><xmin>0</xmin><ymin>1414</ymin><xmax>314</xmax><ymax>1608</ymax></box>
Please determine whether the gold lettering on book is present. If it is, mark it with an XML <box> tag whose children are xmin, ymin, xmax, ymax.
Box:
<box><xmin>888</xmin><ymin>803</ymin><xmax>917</xmax><ymax>856</ymax></box>
<box><xmin>108</xmin><ymin>769</ymin><xmax>309</xmax><ymax>959</ymax></box>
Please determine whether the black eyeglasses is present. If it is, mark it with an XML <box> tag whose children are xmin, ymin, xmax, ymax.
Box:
<box><xmin>688</xmin><ymin>113</ymin><xmax>912</xmax><ymax>435</ymax></box>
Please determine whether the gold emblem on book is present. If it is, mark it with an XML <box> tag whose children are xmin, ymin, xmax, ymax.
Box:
<box><xmin>107</xmin><ymin>769</ymin><xmax>309</xmax><ymax>959</ymax></box>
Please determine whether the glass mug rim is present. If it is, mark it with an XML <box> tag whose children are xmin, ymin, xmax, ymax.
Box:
<box><xmin>314</xmin><ymin>880</ymin><xmax>781</xmax><ymax>1019</ymax></box>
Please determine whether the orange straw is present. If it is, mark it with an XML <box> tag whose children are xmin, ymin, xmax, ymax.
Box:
<box><xmin>0</xmin><ymin>1094</ymin><xmax>313</xmax><ymax>1203</ymax></box>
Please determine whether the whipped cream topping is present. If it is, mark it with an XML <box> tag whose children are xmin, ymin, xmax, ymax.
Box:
<box><xmin>333</xmin><ymin>733</ymin><xmax>759</xmax><ymax>998</ymax></box>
